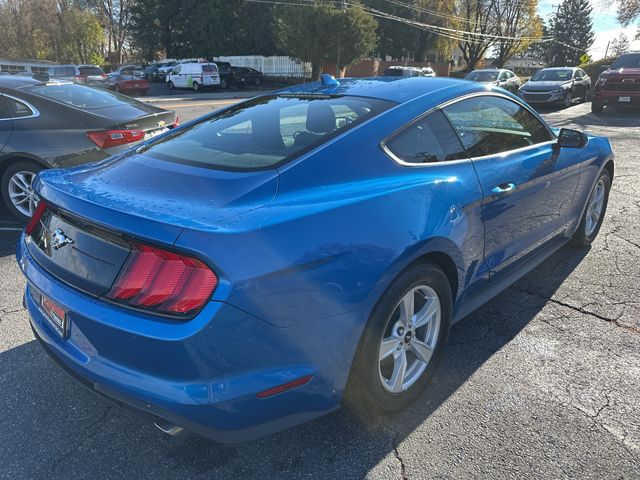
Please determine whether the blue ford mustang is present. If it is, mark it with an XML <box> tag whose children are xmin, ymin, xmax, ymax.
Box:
<box><xmin>18</xmin><ymin>76</ymin><xmax>614</xmax><ymax>443</ymax></box>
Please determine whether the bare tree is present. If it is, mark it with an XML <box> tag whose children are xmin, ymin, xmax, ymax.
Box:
<box><xmin>493</xmin><ymin>0</ymin><xmax>542</xmax><ymax>68</ymax></box>
<box><xmin>89</xmin><ymin>0</ymin><xmax>133</xmax><ymax>65</ymax></box>
<box><xmin>456</xmin><ymin>0</ymin><xmax>499</xmax><ymax>72</ymax></box>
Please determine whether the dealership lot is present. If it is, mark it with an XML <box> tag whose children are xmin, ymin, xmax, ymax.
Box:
<box><xmin>0</xmin><ymin>99</ymin><xmax>639</xmax><ymax>478</ymax></box>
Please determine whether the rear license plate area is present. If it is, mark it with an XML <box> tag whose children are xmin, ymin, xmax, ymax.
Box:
<box><xmin>144</xmin><ymin>127</ymin><xmax>169</xmax><ymax>141</ymax></box>
<box><xmin>41</xmin><ymin>294</ymin><xmax>68</xmax><ymax>338</ymax></box>
<box><xmin>619</xmin><ymin>96</ymin><xmax>631</xmax><ymax>103</ymax></box>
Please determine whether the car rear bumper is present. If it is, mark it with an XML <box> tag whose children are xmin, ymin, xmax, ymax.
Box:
<box><xmin>593</xmin><ymin>91</ymin><xmax>640</xmax><ymax>105</ymax></box>
<box><xmin>18</xmin><ymin>235</ymin><xmax>345</xmax><ymax>443</ymax></box>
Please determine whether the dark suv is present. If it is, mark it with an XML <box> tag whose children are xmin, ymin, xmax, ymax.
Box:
<box><xmin>592</xmin><ymin>52</ymin><xmax>640</xmax><ymax>113</ymax></box>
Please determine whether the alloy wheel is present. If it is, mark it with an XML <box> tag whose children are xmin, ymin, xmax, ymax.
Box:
<box><xmin>378</xmin><ymin>285</ymin><xmax>441</xmax><ymax>393</ymax></box>
<box><xmin>8</xmin><ymin>170</ymin><xmax>38</xmax><ymax>217</ymax></box>
<box><xmin>585</xmin><ymin>178</ymin><xmax>606</xmax><ymax>237</ymax></box>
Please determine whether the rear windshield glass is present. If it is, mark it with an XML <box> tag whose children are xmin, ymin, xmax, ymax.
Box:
<box><xmin>23</xmin><ymin>83</ymin><xmax>133</xmax><ymax>109</ymax></box>
<box><xmin>530</xmin><ymin>69</ymin><xmax>572</xmax><ymax>81</ymax></box>
<box><xmin>79</xmin><ymin>67</ymin><xmax>104</xmax><ymax>76</ymax></box>
<box><xmin>202</xmin><ymin>64</ymin><xmax>218</xmax><ymax>73</ymax></box>
<box><xmin>138</xmin><ymin>95</ymin><xmax>393</xmax><ymax>170</ymax></box>
<box><xmin>611</xmin><ymin>53</ymin><xmax>640</xmax><ymax>69</ymax></box>
<box><xmin>465</xmin><ymin>71</ymin><xmax>499</xmax><ymax>82</ymax></box>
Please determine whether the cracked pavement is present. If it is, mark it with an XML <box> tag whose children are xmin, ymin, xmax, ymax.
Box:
<box><xmin>0</xmin><ymin>101</ymin><xmax>639</xmax><ymax>479</ymax></box>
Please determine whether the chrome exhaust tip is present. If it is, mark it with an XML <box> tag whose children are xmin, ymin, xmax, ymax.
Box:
<box><xmin>154</xmin><ymin>420</ymin><xmax>184</xmax><ymax>436</ymax></box>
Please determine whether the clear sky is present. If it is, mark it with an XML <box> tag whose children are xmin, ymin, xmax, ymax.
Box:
<box><xmin>538</xmin><ymin>0</ymin><xmax>640</xmax><ymax>59</ymax></box>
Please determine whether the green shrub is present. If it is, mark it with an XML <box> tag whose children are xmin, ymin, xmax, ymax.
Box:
<box><xmin>580</xmin><ymin>57</ymin><xmax>617</xmax><ymax>80</ymax></box>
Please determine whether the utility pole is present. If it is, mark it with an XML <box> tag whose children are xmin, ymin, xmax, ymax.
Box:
<box><xmin>604</xmin><ymin>40</ymin><xmax>610</xmax><ymax>59</ymax></box>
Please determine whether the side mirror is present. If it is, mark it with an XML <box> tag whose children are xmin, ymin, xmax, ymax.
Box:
<box><xmin>556</xmin><ymin>128</ymin><xmax>587</xmax><ymax>149</ymax></box>
<box><xmin>600</xmin><ymin>64</ymin><xmax>611</xmax><ymax>71</ymax></box>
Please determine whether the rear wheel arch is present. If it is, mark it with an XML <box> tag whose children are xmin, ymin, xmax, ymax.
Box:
<box><xmin>603</xmin><ymin>159</ymin><xmax>614</xmax><ymax>180</ymax></box>
<box><xmin>0</xmin><ymin>154</ymin><xmax>48</xmax><ymax>179</ymax></box>
<box><xmin>408</xmin><ymin>252</ymin><xmax>459</xmax><ymax>305</ymax></box>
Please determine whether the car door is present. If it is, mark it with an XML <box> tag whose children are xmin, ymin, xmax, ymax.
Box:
<box><xmin>443</xmin><ymin>94</ymin><xmax>581</xmax><ymax>278</ymax></box>
<box><xmin>172</xmin><ymin>65</ymin><xmax>183</xmax><ymax>87</ymax></box>
<box><xmin>0</xmin><ymin>94</ymin><xmax>13</xmax><ymax>151</ymax></box>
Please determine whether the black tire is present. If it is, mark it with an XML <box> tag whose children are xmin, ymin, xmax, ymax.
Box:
<box><xmin>584</xmin><ymin>87</ymin><xmax>591</xmax><ymax>102</ymax></box>
<box><xmin>192</xmin><ymin>81</ymin><xmax>200</xmax><ymax>92</ymax></box>
<box><xmin>591</xmin><ymin>101</ymin><xmax>604</xmax><ymax>114</ymax></box>
<box><xmin>562</xmin><ymin>92</ymin><xmax>572</xmax><ymax>108</ymax></box>
<box><xmin>571</xmin><ymin>169</ymin><xmax>611</xmax><ymax>248</ymax></box>
<box><xmin>167</xmin><ymin>81</ymin><xmax>174</xmax><ymax>90</ymax></box>
<box><xmin>345</xmin><ymin>262</ymin><xmax>452</xmax><ymax>414</ymax></box>
<box><xmin>115</xmin><ymin>84</ymin><xmax>121</xmax><ymax>93</ymax></box>
<box><xmin>253</xmin><ymin>77</ymin><xmax>261</xmax><ymax>86</ymax></box>
<box><xmin>1</xmin><ymin>159</ymin><xmax>45</xmax><ymax>222</ymax></box>
<box><xmin>220</xmin><ymin>78</ymin><xmax>228</xmax><ymax>89</ymax></box>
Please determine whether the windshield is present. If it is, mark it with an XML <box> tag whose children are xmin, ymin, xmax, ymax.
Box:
<box><xmin>465</xmin><ymin>71</ymin><xmax>499</xmax><ymax>82</ymax></box>
<box><xmin>24</xmin><ymin>83</ymin><xmax>135</xmax><ymax>109</ymax></box>
<box><xmin>137</xmin><ymin>95</ymin><xmax>393</xmax><ymax>170</ymax></box>
<box><xmin>530</xmin><ymin>69</ymin><xmax>572</xmax><ymax>81</ymax></box>
<box><xmin>611</xmin><ymin>53</ymin><xmax>640</xmax><ymax>69</ymax></box>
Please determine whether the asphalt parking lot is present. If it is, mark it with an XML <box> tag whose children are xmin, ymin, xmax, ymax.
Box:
<box><xmin>1</xmin><ymin>99</ymin><xmax>639</xmax><ymax>479</ymax></box>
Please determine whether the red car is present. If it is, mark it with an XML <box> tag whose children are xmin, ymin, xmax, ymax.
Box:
<box><xmin>592</xmin><ymin>52</ymin><xmax>640</xmax><ymax>113</ymax></box>
<box><xmin>107</xmin><ymin>65</ymin><xmax>149</xmax><ymax>96</ymax></box>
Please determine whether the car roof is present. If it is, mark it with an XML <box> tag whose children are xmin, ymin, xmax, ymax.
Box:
<box><xmin>275</xmin><ymin>76</ymin><xmax>488</xmax><ymax>104</ymax></box>
<box><xmin>0</xmin><ymin>75</ymin><xmax>44</xmax><ymax>89</ymax></box>
<box><xmin>539</xmin><ymin>67</ymin><xmax>576</xmax><ymax>71</ymax></box>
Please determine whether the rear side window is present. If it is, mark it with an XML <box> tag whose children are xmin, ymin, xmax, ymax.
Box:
<box><xmin>24</xmin><ymin>83</ymin><xmax>133</xmax><ymax>109</ymax></box>
<box><xmin>443</xmin><ymin>96</ymin><xmax>552</xmax><ymax>157</ymax></box>
<box><xmin>138</xmin><ymin>95</ymin><xmax>393</xmax><ymax>170</ymax></box>
<box><xmin>5</xmin><ymin>97</ymin><xmax>35</xmax><ymax>118</ymax></box>
<box><xmin>0</xmin><ymin>96</ymin><xmax>10</xmax><ymax>119</ymax></box>
<box><xmin>385</xmin><ymin>111</ymin><xmax>465</xmax><ymax>164</ymax></box>
<box><xmin>202</xmin><ymin>64</ymin><xmax>218</xmax><ymax>73</ymax></box>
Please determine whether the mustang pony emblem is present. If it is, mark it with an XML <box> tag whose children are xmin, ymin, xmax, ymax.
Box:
<box><xmin>51</xmin><ymin>228</ymin><xmax>74</xmax><ymax>250</ymax></box>
<box><xmin>158</xmin><ymin>120</ymin><xmax>167</xmax><ymax>127</ymax></box>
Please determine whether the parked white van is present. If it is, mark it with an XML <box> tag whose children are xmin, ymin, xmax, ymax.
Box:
<box><xmin>166</xmin><ymin>63</ymin><xmax>221</xmax><ymax>91</ymax></box>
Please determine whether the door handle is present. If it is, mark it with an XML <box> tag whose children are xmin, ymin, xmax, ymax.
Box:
<box><xmin>491</xmin><ymin>182</ymin><xmax>517</xmax><ymax>195</ymax></box>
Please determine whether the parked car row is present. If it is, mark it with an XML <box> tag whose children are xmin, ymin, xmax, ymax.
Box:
<box><xmin>462</xmin><ymin>53</ymin><xmax>640</xmax><ymax>114</ymax></box>
<box><xmin>0</xmin><ymin>75</ymin><xmax>176</xmax><ymax>220</ymax></box>
<box><xmin>464</xmin><ymin>67</ymin><xmax>591</xmax><ymax>108</ymax></box>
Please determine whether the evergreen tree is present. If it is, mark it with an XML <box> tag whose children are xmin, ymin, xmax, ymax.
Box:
<box><xmin>547</xmin><ymin>0</ymin><xmax>594</xmax><ymax>66</ymax></box>
<box><xmin>275</xmin><ymin>2</ymin><xmax>378</xmax><ymax>79</ymax></box>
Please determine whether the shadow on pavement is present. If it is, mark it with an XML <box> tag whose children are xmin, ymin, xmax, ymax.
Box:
<box><xmin>0</xmin><ymin>244</ymin><xmax>589</xmax><ymax>479</ymax></box>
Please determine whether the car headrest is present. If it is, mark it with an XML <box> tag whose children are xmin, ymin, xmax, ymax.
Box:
<box><xmin>306</xmin><ymin>103</ymin><xmax>336</xmax><ymax>134</ymax></box>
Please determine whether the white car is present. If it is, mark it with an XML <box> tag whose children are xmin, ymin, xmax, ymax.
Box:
<box><xmin>421</xmin><ymin>67</ymin><xmax>436</xmax><ymax>77</ymax></box>
<box><xmin>166</xmin><ymin>63</ymin><xmax>221</xmax><ymax>91</ymax></box>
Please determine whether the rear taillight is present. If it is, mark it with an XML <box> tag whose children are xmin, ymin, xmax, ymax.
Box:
<box><xmin>172</xmin><ymin>116</ymin><xmax>179</xmax><ymax>128</ymax></box>
<box><xmin>86</xmin><ymin>129</ymin><xmax>145</xmax><ymax>149</ymax></box>
<box><xmin>25</xmin><ymin>201</ymin><xmax>47</xmax><ymax>235</ymax></box>
<box><xmin>106</xmin><ymin>243</ymin><xmax>218</xmax><ymax>316</ymax></box>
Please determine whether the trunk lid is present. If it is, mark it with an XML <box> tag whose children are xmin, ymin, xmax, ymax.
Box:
<box><xmin>30</xmin><ymin>153</ymin><xmax>278</xmax><ymax>295</ymax></box>
<box><xmin>34</xmin><ymin>152</ymin><xmax>279</xmax><ymax>241</ymax></box>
